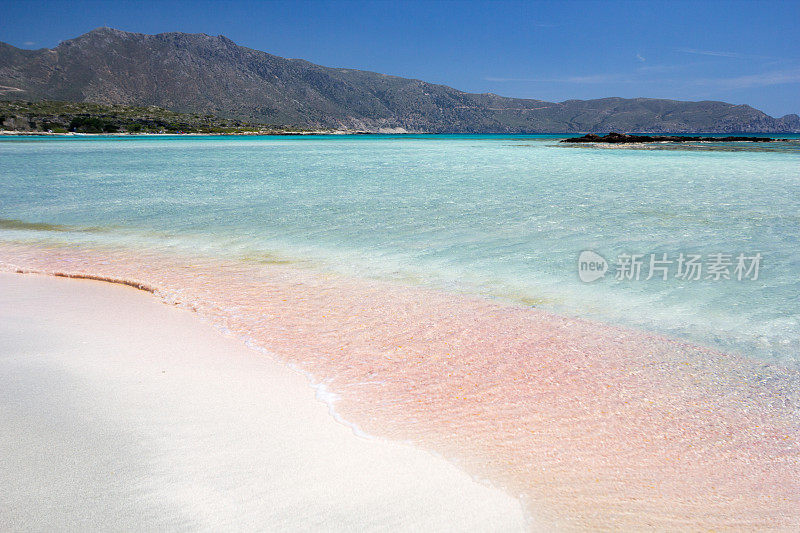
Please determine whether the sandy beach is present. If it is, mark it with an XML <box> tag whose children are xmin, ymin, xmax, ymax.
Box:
<box><xmin>2</xmin><ymin>242</ymin><xmax>799</xmax><ymax>531</ymax></box>
<box><xmin>0</xmin><ymin>272</ymin><xmax>527</xmax><ymax>531</ymax></box>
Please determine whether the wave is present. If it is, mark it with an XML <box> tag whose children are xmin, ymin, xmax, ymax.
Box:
<box><xmin>2</xmin><ymin>241</ymin><xmax>798</xmax><ymax>530</ymax></box>
<box><xmin>14</xmin><ymin>268</ymin><xmax>157</xmax><ymax>293</ymax></box>
<box><xmin>0</xmin><ymin>218</ymin><xmax>111</xmax><ymax>234</ymax></box>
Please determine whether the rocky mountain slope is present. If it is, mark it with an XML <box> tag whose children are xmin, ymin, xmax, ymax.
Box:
<box><xmin>1</xmin><ymin>28</ymin><xmax>798</xmax><ymax>133</ymax></box>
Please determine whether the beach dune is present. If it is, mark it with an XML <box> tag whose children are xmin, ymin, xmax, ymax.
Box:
<box><xmin>0</xmin><ymin>273</ymin><xmax>527</xmax><ymax>531</ymax></box>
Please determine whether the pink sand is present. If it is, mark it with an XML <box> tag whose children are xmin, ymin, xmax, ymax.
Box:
<box><xmin>2</xmin><ymin>242</ymin><xmax>798</xmax><ymax>531</ymax></box>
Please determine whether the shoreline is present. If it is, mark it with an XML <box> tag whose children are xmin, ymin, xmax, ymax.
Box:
<box><xmin>0</xmin><ymin>271</ymin><xmax>529</xmax><ymax>531</ymax></box>
<box><xmin>2</xmin><ymin>241</ymin><xmax>798</xmax><ymax>530</ymax></box>
<box><xmin>2</xmin><ymin>130</ymin><xmax>797</xmax><ymax>138</ymax></box>
<box><xmin>0</xmin><ymin>130</ymin><xmax>369</xmax><ymax>136</ymax></box>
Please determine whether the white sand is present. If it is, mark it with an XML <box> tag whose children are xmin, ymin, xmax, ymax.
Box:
<box><xmin>0</xmin><ymin>273</ymin><xmax>526</xmax><ymax>531</ymax></box>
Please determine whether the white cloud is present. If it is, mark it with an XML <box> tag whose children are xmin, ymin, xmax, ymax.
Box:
<box><xmin>485</xmin><ymin>74</ymin><xmax>632</xmax><ymax>84</ymax></box>
<box><xmin>695</xmin><ymin>68</ymin><xmax>800</xmax><ymax>89</ymax></box>
<box><xmin>485</xmin><ymin>64</ymin><xmax>800</xmax><ymax>93</ymax></box>
<box><xmin>636</xmin><ymin>61</ymin><xmax>701</xmax><ymax>73</ymax></box>
<box><xmin>676</xmin><ymin>48</ymin><xmax>774</xmax><ymax>60</ymax></box>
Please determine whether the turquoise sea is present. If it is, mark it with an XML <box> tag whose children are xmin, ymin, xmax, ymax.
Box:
<box><xmin>3</xmin><ymin>134</ymin><xmax>799</xmax><ymax>528</ymax></box>
<box><xmin>2</xmin><ymin>134</ymin><xmax>798</xmax><ymax>365</ymax></box>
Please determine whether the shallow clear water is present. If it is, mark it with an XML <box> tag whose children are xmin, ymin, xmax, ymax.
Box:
<box><xmin>1</xmin><ymin>134</ymin><xmax>798</xmax><ymax>364</ymax></box>
<box><xmin>2</xmin><ymin>134</ymin><xmax>799</xmax><ymax>529</ymax></box>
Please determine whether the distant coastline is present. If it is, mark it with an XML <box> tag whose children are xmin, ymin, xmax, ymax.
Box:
<box><xmin>3</xmin><ymin>98</ymin><xmax>798</xmax><ymax>137</ymax></box>
<box><xmin>1</xmin><ymin>130</ymin><xmax>797</xmax><ymax>138</ymax></box>
<box><xmin>0</xmin><ymin>129</ymin><xmax>357</xmax><ymax>136</ymax></box>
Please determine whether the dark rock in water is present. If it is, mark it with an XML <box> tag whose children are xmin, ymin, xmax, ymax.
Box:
<box><xmin>562</xmin><ymin>132</ymin><xmax>776</xmax><ymax>144</ymax></box>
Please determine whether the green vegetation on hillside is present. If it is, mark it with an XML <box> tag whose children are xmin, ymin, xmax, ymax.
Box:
<box><xmin>0</xmin><ymin>100</ymin><xmax>310</xmax><ymax>134</ymax></box>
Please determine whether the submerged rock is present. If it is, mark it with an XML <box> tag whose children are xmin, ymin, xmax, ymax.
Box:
<box><xmin>562</xmin><ymin>132</ymin><xmax>777</xmax><ymax>143</ymax></box>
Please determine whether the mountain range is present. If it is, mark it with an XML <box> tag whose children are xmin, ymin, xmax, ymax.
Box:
<box><xmin>1</xmin><ymin>27</ymin><xmax>798</xmax><ymax>133</ymax></box>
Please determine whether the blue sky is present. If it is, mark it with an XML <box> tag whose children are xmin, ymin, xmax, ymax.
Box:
<box><xmin>1</xmin><ymin>0</ymin><xmax>798</xmax><ymax>117</ymax></box>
